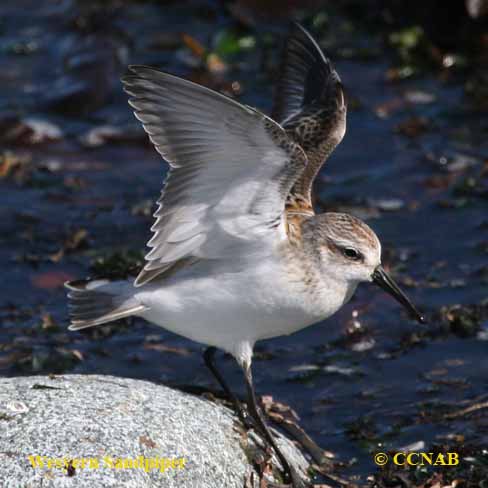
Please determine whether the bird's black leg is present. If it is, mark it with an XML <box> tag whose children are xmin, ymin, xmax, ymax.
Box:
<box><xmin>242</xmin><ymin>362</ymin><xmax>307</xmax><ymax>488</ymax></box>
<box><xmin>203</xmin><ymin>347</ymin><xmax>251</xmax><ymax>427</ymax></box>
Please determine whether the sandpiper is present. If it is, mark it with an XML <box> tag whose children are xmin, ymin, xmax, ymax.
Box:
<box><xmin>66</xmin><ymin>24</ymin><xmax>425</xmax><ymax>487</ymax></box>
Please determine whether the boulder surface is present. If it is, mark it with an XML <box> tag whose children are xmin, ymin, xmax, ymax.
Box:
<box><xmin>0</xmin><ymin>374</ymin><xmax>308</xmax><ymax>487</ymax></box>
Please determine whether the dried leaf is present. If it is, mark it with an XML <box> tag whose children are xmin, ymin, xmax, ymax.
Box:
<box><xmin>396</xmin><ymin>115</ymin><xmax>431</xmax><ymax>137</ymax></box>
<box><xmin>139</xmin><ymin>435</ymin><xmax>157</xmax><ymax>448</ymax></box>
<box><xmin>143</xmin><ymin>343</ymin><xmax>192</xmax><ymax>356</ymax></box>
<box><xmin>182</xmin><ymin>33</ymin><xmax>207</xmax><ymax>59</ymax></box>
<box><xmin>41</xmin><ymin>313</ymin><xmax>57</xmax><ymax>330</ymax></box>
<box><xmin>71</xmin><ymin>350</ymin><xmax>84</xmax><ymax>361</ymax></box>
<box><xmin>31</xmin><ymin>271</ymin><xmax>74</xmax><ymax>290</ymax></box>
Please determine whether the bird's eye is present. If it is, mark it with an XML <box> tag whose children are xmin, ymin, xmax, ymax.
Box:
<box><xmin>343</xmin><ymin>247</ymin><xmax>361</xmax><ymax>260</ymax></box>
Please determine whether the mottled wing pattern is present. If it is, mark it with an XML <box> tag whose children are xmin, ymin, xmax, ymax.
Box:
<box><xmin>273</xmin><ymin>24</ymin><xmax>347</xmax><ymax>211</ymax></box>
<box><xmin>122</xmin><ymin>66</ymin><xmax>307</xmax><ymax>286</ymax></box>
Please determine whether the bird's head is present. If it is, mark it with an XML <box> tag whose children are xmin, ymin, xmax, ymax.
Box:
<box><xmin>303</xmin><ymin>212</ymin><xmax>425</xmax><ymax>323</ymax></box>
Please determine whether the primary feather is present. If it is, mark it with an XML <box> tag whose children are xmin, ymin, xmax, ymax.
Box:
<box><xmin>274</xmin><ymin>24</ymin><xmax>347</xmax><ymax>211</ymax></box>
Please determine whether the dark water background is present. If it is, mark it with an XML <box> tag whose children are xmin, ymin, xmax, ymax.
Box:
<box><xmin>1</xmin><ymin>1</ymin><xmax>487</xmax><ymax>485</ymax></box>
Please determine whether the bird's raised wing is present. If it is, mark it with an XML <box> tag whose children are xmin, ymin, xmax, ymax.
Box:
<box><xmin>122</xmin><ymin>66</ymin><xmax>307</xmax><ymax>286</ymax></box>
<box><xmin>273</xmin><ymin>24</ymin><xmax>346</xmax><ymax>212</ymax></box>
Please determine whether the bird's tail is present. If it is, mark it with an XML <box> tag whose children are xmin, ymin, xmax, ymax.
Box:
<box><xmin>65</xmin><ymin>279</ymin><xmax>148</xmax><ymax>331</ymax></box>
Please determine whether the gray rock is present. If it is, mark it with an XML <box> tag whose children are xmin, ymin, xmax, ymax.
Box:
<box><xmin>0</xmin><ymin>375</ymin><xmax>309</xmax><ymax>487</ymax></box>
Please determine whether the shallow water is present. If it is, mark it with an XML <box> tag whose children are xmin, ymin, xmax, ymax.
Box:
<box><xmin>1</xmin><ymin>1</ymin><xmax>487</xmax><ymax>485</ymax></box>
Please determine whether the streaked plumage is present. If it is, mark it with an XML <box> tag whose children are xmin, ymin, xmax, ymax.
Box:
<box><xmin>66</xmin><ymin>21</ymin><xmax>424</xmax><ymax>356</ymax></box>
<box><xmin>275</xmin><ymin>23</ymin><xmax>346</xmax><ymax>212</ymax></box>
<box><xmin>66</xmin><ymin>24</ymin><xmax>424</xmax><ymax>487</ymax></box>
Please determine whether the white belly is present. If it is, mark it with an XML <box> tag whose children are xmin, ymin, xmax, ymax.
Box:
<box><xmin>134</xmin><ymin>258</ymin><xmax>354</xmax><ymax>363</ymax></box>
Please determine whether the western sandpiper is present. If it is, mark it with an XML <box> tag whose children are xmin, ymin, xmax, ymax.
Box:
<box><xmin>66</xmin><ymin>24</ymin><xmax>425</xmax><ymax>487</ymax></box>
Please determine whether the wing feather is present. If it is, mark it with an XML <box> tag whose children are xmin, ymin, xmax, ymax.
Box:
<box><xmin>273</xmin><ymin>24</ymin><xmax>347</xmax><ymax>209</ymax></box>
<box><xmin>122</xmin><ymin>66</ymin><xmax>307</xmax><ymax>286</ymax></box>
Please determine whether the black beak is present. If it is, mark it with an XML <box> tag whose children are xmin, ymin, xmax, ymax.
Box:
<box><xmin>372</xmin><ymin>266</ymin><xmax>426</xmax><ymax>324</ymax></box>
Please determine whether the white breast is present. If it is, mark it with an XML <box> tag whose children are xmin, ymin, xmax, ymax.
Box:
<box><xmin>134</xmin><ymin>254</ymin><xmax>354</xmax><ymax>361</ymax></box>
